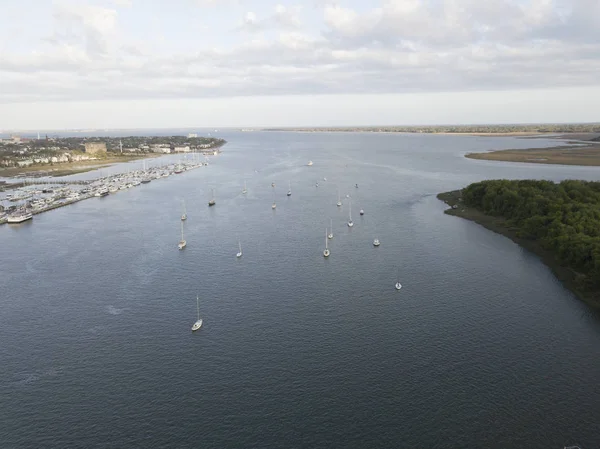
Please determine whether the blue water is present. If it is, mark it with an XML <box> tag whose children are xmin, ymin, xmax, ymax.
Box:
<box><xmin>1</xmin><ymin>132</ymin><xmax>600</xmax><ymax>448</ymax></box>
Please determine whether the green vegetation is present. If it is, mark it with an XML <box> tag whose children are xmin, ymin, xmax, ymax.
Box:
<box><xmin>446</xmin><ymin>179</ymin><xmax>600</xmax><ymax>307</ymax></box>
<box><xmin>264</xmin><ymin>123</ymin><xmax>600</xmax><ymax>134</ymax></box>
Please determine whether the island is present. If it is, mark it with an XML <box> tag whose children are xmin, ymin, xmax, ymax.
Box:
<box><xmin>438</xmin><ymin>180</ymin><xmax>600</xmax><ymax>308</ymax></box>
<box><xmin>0</xmin><ymin>135</ymin><xmax>226</xmax><ymax>178</ymax></box>
<box><xmin>465</xmin><ymin>133</ymin><xmax>600</xmax><ymax>166</ymax></box>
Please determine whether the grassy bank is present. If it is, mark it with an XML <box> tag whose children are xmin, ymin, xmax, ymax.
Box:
<box><xmin>465</xmin><ymin>143</ymin><xmax>600</xmax><ymax>166</ymax></box>
<box><xmin>437</xmin><ymin>190</ymin><xmax>599</xmax><ymax>309</ymax></box>
<box><xmin>0</xmin><ymin>154</ymin><xmax>159</xmax><ymax>178</ymax></box>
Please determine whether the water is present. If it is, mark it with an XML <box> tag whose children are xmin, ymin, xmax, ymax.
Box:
<box><xmin>1</xmin><ymin>132</ymin><xmax>600</xmax><ymax>448</ymax></box>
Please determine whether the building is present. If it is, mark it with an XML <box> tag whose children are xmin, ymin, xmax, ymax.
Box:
<box><xmin>188</xmin><ymin>133</ymin><xmax>198</xmax><ymax>138</ymax></box>
<box><xmin>84</xmin><ymin>142</ymin><xmax>107</xmax><ymax>155</ymax></box>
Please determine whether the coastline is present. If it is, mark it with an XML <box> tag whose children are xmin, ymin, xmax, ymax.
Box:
<box><xmin>0</xmin><ymin>153</ymin><xmax>162</xmax><ymax>179</ymax></box>
<box><xmin>437</xmin><ymin>190</ymin><xmax>600</xmax><ymax>309</ymax></box>
<box><xmin>465</xmin><ymin>143</ymin><xmax>600</xmax><ymax>166</ymax></box>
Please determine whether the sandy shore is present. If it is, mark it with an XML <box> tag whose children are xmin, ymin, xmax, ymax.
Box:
<box><xmin>437</xmin><ymin>190</ymin><xmax>599</xmax><ymax>309</ymax></box>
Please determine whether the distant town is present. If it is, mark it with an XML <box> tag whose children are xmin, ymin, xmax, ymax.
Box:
<box><xmin>0</xmin><ymin>134</ymin><xmax>226</xmax><ymax>171</ymax></box>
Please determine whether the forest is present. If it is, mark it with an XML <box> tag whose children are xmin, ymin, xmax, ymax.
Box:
<box><xmin>461</xmin><ymin>179</ymin><xmax>600</xmax><ymax>298</ymax></box>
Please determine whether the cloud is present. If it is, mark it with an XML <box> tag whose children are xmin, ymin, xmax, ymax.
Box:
<box><xmin>238</xmin><ymin>4</ymin><xmax>302</xmax><ymax>32</ymax></box>
<box><xmin>109</xmin><ymin>0</ymin><xmax>132</xmax><ymax>7</ymax></box>
<box><xmin>1</xmin><ymin>0</ymin><xmax>599</xmax><ymax>104</ymax></box>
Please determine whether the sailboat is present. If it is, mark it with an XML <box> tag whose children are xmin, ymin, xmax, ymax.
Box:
<box><xmin>272</xmin><ymin>185</ymin><xmax>276</xmax><ymax>209</ymax></box>
<box><xmin>178</xmin><ymin>221</ymin><xmax>187</xmax><ymax>250</ymax></box>
<box><xmin>307</xmin><ymin>160</ymin><xmax>313</xmax><ymax>166</ymax></box>
<box><xmin>395</xmin><ymin>269</ymin><xmax>402</xmax><ymax>290</ymax></box>
<box><xmin>360</xmin><ymin>209</ymin><xmax>364</xmax><ymax>216</ymax></box>
<box><xmin>373</xmin><ymin>238</ymin><xmax>380</xmax><ymax>247</ymax></box>
<box><xmin>242</xmin><ymin>180</ymin><xmax>247</xmax><ymax>194</ymax></box>
<box><xmin>323</xmin><ymin>228</ymin><xmax>330</xmax><ymax>257</ymax></box>
<box><xmin>236</xmin><ymin>240</ymin><xmax>243</xmax><ymax>258</ymax></box>
<box><xmin>208</xmin><ymin>188</ymin><xmax>215</xmax><ymax>206</ymax></box>
<box><xmin>181</xmin><ymin>200</ymin><xmax>187</xmax><ymax>221</ymax></box>
<box><xmin>287</xmin><ymin>181</ymin><xmax>291</xmax><ymax>196</ymax></box>
<box><xmin>328</xmin><ymin>218</ymin><xmax>333</xmax><ymax>239</ymax></box>
<box><xmin>192</xmin><ymin>295</ymin><xmax>203</xmax><ymax>331</ymax></box>
<box><xmin>347</xmin><ymin>198</ymin><xmax>354</xmax><ymax>227</ymax></box>
<box><xmin>337</xmin><ymin>189</ymin><xmax>342</xmax><ymax>207</ymax></box>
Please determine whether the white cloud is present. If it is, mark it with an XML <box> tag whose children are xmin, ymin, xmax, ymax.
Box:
<box><xmin>109</xmin><ymin>0</ymin><xmax>132</xmax><ymax>7</ymax></box>
<box><xmin>0</xmin><ymin>0</ymin><xmax>599</xmax><ymax>107</ymax></box>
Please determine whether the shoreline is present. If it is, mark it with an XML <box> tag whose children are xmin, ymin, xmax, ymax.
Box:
<box><xmin>0</xmin><ymin>153</ymin><xmax>166</xmax><ymax>179</ymax></box>
<box><xmin>465</xmin><ymin>142</ymin><xmax>600</xmax><ymax>166</ymax></box>
<box><xmin>437</xmin><ymin>190</ymin><xmax>599</xmax><ymax>309</ymax></box>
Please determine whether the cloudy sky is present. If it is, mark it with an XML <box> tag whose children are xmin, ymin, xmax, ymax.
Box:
<box><xmin>1</xmin><ymin>0</ymin><xmax>599</xmax><ymax>129</ymax></box>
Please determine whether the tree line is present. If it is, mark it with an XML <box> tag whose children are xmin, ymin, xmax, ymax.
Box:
<box><xmin>462</xmin><ymin>179</ymin><xmax>600</xmax><ymax>295</ymax></box>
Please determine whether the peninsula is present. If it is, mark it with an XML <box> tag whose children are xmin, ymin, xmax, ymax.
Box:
<box><xmin>465</xmin><ymin>133</ymin><xmax>600</xmax><ymax>166</ymax></box>
<box><xmin>0</xmin><ymin>135</ymin><xmax>226</xmax><ymax>178</ymax></box>
<box><xmin>438</xmin><ymin>180</ymin><xmax>600</xmax><ymax>309</ymax></box>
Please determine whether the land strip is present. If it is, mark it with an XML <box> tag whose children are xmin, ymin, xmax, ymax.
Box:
<box><xmin>437</xmin><ymin>190</ymin><xmax>599</xmax><ymax>309</ymax></box>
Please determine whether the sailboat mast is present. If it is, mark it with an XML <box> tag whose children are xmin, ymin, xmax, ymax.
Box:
<box><xmin>325</xmin><ymin>229</ymin><xmax>328</xmax><ymax>249</ymax></box>
<box><xmin>181</xmin><ymin>221</ymin><xmax>184</xmax><ymax>240</ymax></box>
<box><xmin>349</xmin><ymin>198</ymin><xmax>352</xmax><ymax>220</ymax></box>
<box><xmin>196</xmin><ymin>295</ymin><xmax>200</xmax><ymax>320</ymax></box>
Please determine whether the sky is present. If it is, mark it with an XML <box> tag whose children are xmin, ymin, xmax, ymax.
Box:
<box><xmin>1</xmin><ymin>0</ymin><xmax>599</xmax><ymax>130</ymax></box>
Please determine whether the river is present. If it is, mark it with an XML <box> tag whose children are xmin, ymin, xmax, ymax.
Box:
<box><xmin>1</xmin><ymin>131</ymin><xmax>599</xmax><ymax>448</ymax></box>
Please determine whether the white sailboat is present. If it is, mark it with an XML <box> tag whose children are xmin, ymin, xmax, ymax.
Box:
<box><xmin>328</xmin><ymin>218</ymin><xmax>333</xmax><ymax>239</ymax></box>
<box><xmin>236</xmin><ymin>240</ymin><xmax>243</xmax><ymax>258</ymax></box>
<box><xmin>272</xmin><ymin>185</ymin><xmax>276</xmax><ymax>209</ymax></box>
<box><xmin>373</xmin><ymin>238</ymin><xmax>380</xmax><ymax>246</ymax></box>
<box><xmin>337</xmin><ymin>189</ymin><xmax>342</xmax><ymax>207</ymax></box>
<box><xmin>287</xmin><ymin>181</ymin><xmax>291</xmax><ymax>196</ymax></box>
<box><xmin>395</xmin><ymin>269</ymin><xmax>402</xmax><ymax>290</ymax></box>
<box><xmin>208</xmin><ymin>188</ymin><xmax>215</xmax><ymax>206</ymax></box>
<box><xmin>181</xmin><ymin>199</ymin><xmax>187</xmax><ymax>221</ymax></box>
<box><xmin>347</xmin><ymin>198</ymin><xmax>354</xmax><ymax>227</ymax></box>
<box><xmin>192</xmin><ymin>295</ymin><xmax>203</xmax><ymax>331</ymax></box>
<box><xmin>242</xmin><ymin>180</ymin><xmax>247</xmax><ymax>194</ymax></box>
<box><xmin>178</xmin><ymin>221</ymin><xmax>186</xmax><ymax>250</ymax></box>
<box><xmin>307</xmin><ymin>160</ymin><xmax>313</xmax><ymax>166</ymax></box>
<box><xmin>323</xmin><ymin>228</ymin><xmax>330</xmax><ymax>257</ymax></box>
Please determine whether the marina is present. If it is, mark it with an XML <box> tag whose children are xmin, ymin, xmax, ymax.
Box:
<box><xmin>0</xmin><ymin>155</ymin><xmax>210</xmax><ymax>224</ymax></box>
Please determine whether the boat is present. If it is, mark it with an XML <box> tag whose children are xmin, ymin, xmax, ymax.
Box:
<box><xmin>315</xmin><ymin>182</ymin><xmax>319</xmax><ymax>187</ymax></box>
<box><xmin>360</xmin><ymin>209</ymin><xmax>364</xmax><ymax>216</ymax></box>
<box><xmin>272</xmin><ymin>185</ymin><xmax>276</xmax><ymax>209</ymax></box>
<box><xmin>178</xmin><ymin>221</ymin><xmax>187</xmax><ymax>250</ymax></box>
<box><xmin>373</xmin><ymin>238</ymin><xmax>380</xmax><ymax>247</ymax></box>
<box><xmin>328</xmin><ymin>218</ymin><xmax>333</xmax><ymax>239</ymax></box>
<box><xmin>355</xmin><ymin>184</ymin><xmax>359</xmax><ymax>188</ymax></box>
<box><xmin>307</xmin><ymin>160</ymin><xmax>313</xmax><ymax>166</ymax></box>
<box><xmin>271</xmin><ymin>182</ymin><xmax>275</xmax><ymax>188</ymax></box>
<box><xmin>95</xmin><ymin>187</ymin><xmax>109</xmax><ymax>197</ymax></box>
<box><xmin>7</xmin><ymin>212</ymin><xmax>33</xmax><ymax>223</ymax></box>
<box><xmin>208</xmin><ymin>188</ymin><xmax>216</xmax><ymax>206</ymax></box>
<box><xmin>347</xmin><ymin>198</ymin><xmax>354</xmax><ymax>227</ymax></box>
<box><xmin>287</xmin><ymin>181</ymin><xmax>291</xmax><ymax>196</ymax></box>
<box><xmin>242</xmin><ymin>180</ymin><xmax>247</xmax><ymax>194</ymax></box>
<box><xmin>141</xmin><ymin>178</ymin><xmax>151</xmax><ymax>184</ymax></box>
<box><xmin>191</xmin><ymin>295</ymin><xmax>203</xmax><ymax>331</ymax></box>
<box><xmin>395</xmin><ymin>269</ymin><xmax>402</xmax><ymax>290</ymax></box>
<box><xmin>236</xmin><ymin>240</ymin><xmax>243</xmax><ymax>258</ymax></box>
<box><xmin>181</xmin><ymin>200</ymin><xmax>187</xmax><ymax>221</ymax></box>
<box><xmin>337</xmin><ymin>189</ymin><xmax>342</xmax><ymax>207</ymax></box>
<box><xmin>323</xmin><ymin>177</ymin><xmax>327</xmax><ymax>181</ymax></box>
<box><xmin>272</xmin><ymin>201</ymin><xmax>276</xmax><ymax>209</ymax></box>
<box><xmin>323</xmin><ymin>228</ymin><xmax>330</xmax><ymax>257</ymax></box>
